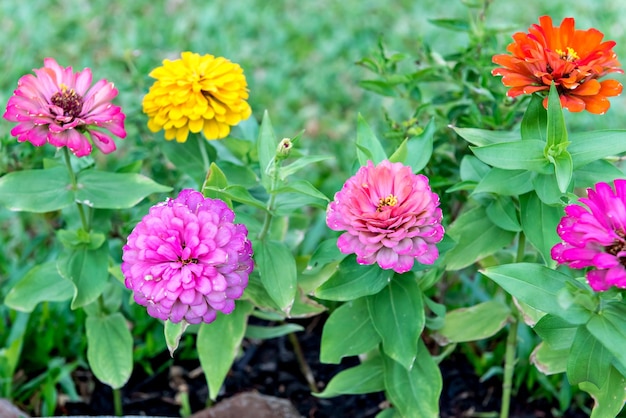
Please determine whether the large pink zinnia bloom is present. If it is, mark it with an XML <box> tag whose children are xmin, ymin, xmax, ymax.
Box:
<box><xmin>326</xmin><ymin>160</ymin><xmax>444</xmax><ymax>274</ymax></box>
<box><xmin>122</xmin><ymin>189</ymin><xmax>253</xmax><ymax>324</ymax></box>
<box><xmin>552</xmin><ymin>180</ymin><xmax>626</xmax><ymax>291</ymax></box>
<box><xmin>3</xmin><ymin>58</ymin><xmax>126</xmax><ymax>157</ymax></box>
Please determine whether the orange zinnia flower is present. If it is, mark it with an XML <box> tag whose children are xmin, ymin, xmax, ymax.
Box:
<box><xmin>492</xmin><ymin>16</ymin><xmax>623</xmax><ymax>114</ymax></box>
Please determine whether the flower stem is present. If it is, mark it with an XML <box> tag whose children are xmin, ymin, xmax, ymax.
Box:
<box><xmin>287</xmin><ymin>330</ymin><xmax>319</xmax><ymax>393</ymax></box>
<box><xmin>63</xmin><ymin>148</ymin><xmax>90</xmax><ymax>231</ymax></box>
<box><xmin>499</xmin><ymin>232</ymin><xmax>525</xmax><ymax>418</ymax></box>
<box><xmin>257</xmin><ymin>161</ymin><xmax>280</xmax><ymax>241</ymax></box>
<box><xmin>113</xmin><ymin>387</ymin><xmax>123</xmax><ymax>416</ymax></box>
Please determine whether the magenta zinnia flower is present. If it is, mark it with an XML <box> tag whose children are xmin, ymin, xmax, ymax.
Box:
<box><xmin>552</xmin><ymin>180</ymin><xmax>626</xmax><ymax>291</ymax></box>
<box><xmin>326</xmin><ymin>160</ymin><xmax>444</xmax><ymax>274</ymax></box>
<box><xmin>122</xmin><ymin>189</ymin><xmax>253</xmax><ymax>324</ymax></box>
<box><xmin>3</xmin><ymin>58</ymin><xmax>126</xmax><ymax>157</ymax></box>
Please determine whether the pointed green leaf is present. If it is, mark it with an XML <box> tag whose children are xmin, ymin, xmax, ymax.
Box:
<box><xmin>452</xmin><ymin>127</ymin><xmax>519</xmax><ymax>147</ymax></box>
<box><xmin>274</xmin><ymin>180</ymin><xmax>329</xmax><ymax>202</ymax></box>
<box><xmin>470</xmin><ymin>140</ymin><xmax>550</xmax><ymax>173</ymax></box>
<box><xmin>533</xmin><ymin>314</ymin><xmax>578</xmax><ymax>351</ymax></box>
<box><xmin>581</xmin><ymin>366</ymin><xmax>626</xmax><ymax>418</ymax></box>
<box><xmin>436</xmin><ymin>301</ymin><xmax>510</xmax><ymax>344</ymax></box>
<box><xmin>57</xmin><ymin>243</ymin><xmax>110</xmax><ymax>309</ymax></box>
<box><xmin>574</xmin><ymin>159</ymin><xmax>625</xmax><ymax>189</ymax></box>
<box><xmin>255</xmin><ymin>240</ymin><xmax>297</xmax><ymax>314</ymax></box>
<box><xmin>569</xmin><ymin>130</ymin><xmax>626</xmax><ymax>168</ymax></box>
<box><xmin>444</xmin><ymin>205</ymin><xmax>516</xmax><ymax>270</ymax></box>
<box><xmin>486</xmin><ymin>196</ymin><xmax>521</xmax><ymax>232</ymax></box>
<box><xmin>164</xmin><ymin>320</ymin><xmax>189</xmax><ymax>356</ymax></box>
<box><xmin>202</xmin><ymin>185</ymin><xmax>267</xmax><ymax>210</ymax></box>
<box><xmin>356</xmin><ymin>114</ymin><xmax>387</xmax><ymax>165</ymax></box>
<box><xmin>474</xmin><ymin>168</ymin><xmax>534</xmax><ymax>196</ymax></box>
<box><xmin>315</xmin><ymin>255</ymin><xmax>392</xmax><ymax>301</ymax></box>
<box><xmin>546</xmin><ymin>83</ymin><xmax>567</xmax><ymax>147</ymax></box>
<box><xmin>86</xmin><ymin>313</ymin><xmax>133</xmax><ymax>389</ymax></box>
<box><xmin>459</xmin><ymin>155</ymin><xmax>491</xmax><ymax>182</ymax></box>
<box><xmin>367</xmin><ymin>277</ymin><xmax>424</xmax><ymax>370</ymax></box>
<box><xmin>76</xmin><ymin>170</ymin><xmax>171</xmax><ymax>209</ymax></box>
<box><xmin>519</xmin><ymin>192</ymin><xmax>562</xmax><ymax>264</ymax></box>
<box><xmin>257</xmin><ymin>111</ymin><xmax>278</xmax><ymax>189</ymax></box>
<box><xmin>4</xmin><ymin>262</ymin><xmax>74</xmax><ymax>312</ymax></box>
<box><xmin>160</xmin><ymin>134</ymin><xmax>215</xmax><ymax>187</ymax></box>
<box><xmin>531</xmin><ymin>342</ymin><xmax>568</xmax><ymax>375</ymax></box>
<box><xmin>382</xmin><ymin>340</ymin><xmax>441</xmax><ymax>418</ymax></box>
<box><xmin>481</xmin><ymin>263</ymin><xmax>592</xmax><ymax>325</ymax></box>
<box><xmin>320</xmin><ymin>298</ymin><xmax>381</xmax><ymax>364</ymax></box>
<box><xmin>521</xmin><ymin>94</ymin><xmax>547</xmax><ymax>142</ymax></box>
<box><xmin>586</xmin><ymin>303</ymin><xmax>626</xmax><ymax>373</ymax></box>
<box><xmin>201</xmin><ymin>162</ymin><xmax>231</xmax><ymax>206</ymax></box>
<box><xmin>245</xmin><ymin>323</ymin><xmax>304</xmax><ymax>340</ymax></box>
<box><xmin>198</xmin><ymin>301</ymin><xmax>253</xmax><ymax>400</ymax></box>
<box><xmin>280</xmin><ymin>155</ymin><xmax>333</xmax><ymax>180</ymax></box>
<box><xmin>553</xmin><ymin>150</ymin><xmax>573</xmax><ymax>193</ymax></box>
<box><xmin>532</xmin><ymin>174</ymin><xmax>564</xmax><ymax>205</ymax></box>
<box><xmin>567</xmin><ymin>326</ymin><xmax>611</xmax><ymax>387</ymax></box>
<box><xmin>316</xmin><ymin>355</ymin><xmax>385</xmax><ymax>398</ymax></box>
<box><xmin>0</xmin><ymin>166</ymin><xmax>73</xmax><ymax>212</ymax></box>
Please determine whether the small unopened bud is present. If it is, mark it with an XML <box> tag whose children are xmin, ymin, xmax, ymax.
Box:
<box><xmin>276</xmin><ymin>138</ymin><xmax>293</xmax><ymax>158</ymax></box>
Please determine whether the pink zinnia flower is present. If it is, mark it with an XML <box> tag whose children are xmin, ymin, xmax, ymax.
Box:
<box><xmin>122</xmin><ymin>189</ymin><xmax>253</xmax><ymax>324</ymax></box>
<box><xmin>552</xmin><ymin>180</ymin><xmax>626</xmax><ymax>291</ymax></box>
<box><xmin>3</xmin><ymin>58</ymin><xmax>126</xmax><ymax>157</ymax></box>
<box><xmin>326</xmin><ymin>160</ymin><xmax>444</xmax><ymax>274</ymax></box>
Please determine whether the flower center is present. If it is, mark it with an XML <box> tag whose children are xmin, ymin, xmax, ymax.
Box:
<box><xmin>605</xmin><ymin>230</ymin><xmax>626</xmax><ymax>267</ymax></box>
<box><xmin>180</xmin><ymin>257</ymin><xmax>198</xmax><ymax>266</ymax></box>
<box><xmin>377</xmin><ymin>194</ymin><xmax>398</xmax><ymax>212</ymax></box>
<box><xmin>51</xmin><ymin>84</ymin><xmax>83</xmax><ymax>118</ymax></box>
<box><xmin>556</xmin><ymin>47</ymin><xmax>579</xmax><ymax>62</ymax></box>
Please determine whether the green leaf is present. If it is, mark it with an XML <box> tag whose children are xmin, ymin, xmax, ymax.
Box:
<box><xmin>356</xmin><ymin>114</ymin><xmax>387</xmax><ymax>165</ymax></box>
<box><xmin>358</xmin><ymin>80</ymin><xmax>398</xmax><ymax>97</ymax></box>
<box><xmin>574</xmin><ymin>159</ymin><xmax>625</xmax><ymax>189</ymax></box>
<box><xmin>76</xmin><ymin>170</ymin><xmax>171</xmax><ymax>209</ymax></box>
<box><xmin>0</xmin><ymin>166</ymin><xmax>73</xmax><ymax>212</ymax></box>
<box><xmin>229</xmin><ymin>114</ymin><xmax>259</xmax><ymax>142</ymax></box>
<box><xmin>367</xmin><ymin>277</ymin><xmax>424</xmax><ymax>370</ymax></box>
<box><xmin>519</xmin><ymin>192</ymin><xmax>562</xmax><ymax>264</ymax></box>
<box><xmin>4</xmin><ymin>262</ymin><xmax>74</xmax><ymax>312</ymax></box>
<box><xmin>316</xmin><ymin>355</ymin><xmax>385</xmax><ymax>398</ymax></box>
<box><xmin>255</xmin><ymin>240</ymin><xmax>297</xmax><ymax>314</ymax></box>
<box><xmin>57</xmin><ymin>243</ymin><xmax>110</xmax><ymax>309</ymax></box>
<box><xmin>389</xmin><ymin>118</ymin><xmax>435</xmax><ymax>173</ymax></box>
<box><xmin>320</xmin><ymin>298</ymin><xmax>381</xmax><ymax>364</ymax></box>
<box><xmin>315</xmin><ymin>255</ymin><xmax>392</xmax><ymax>301</ymax></box>
<box><xmin>274</xmin><ymin>179</ymin><xmax>329</xmax><ymax>202</ymax></box>
<box><xmin>452</xmin><ymin>127</ymin><xmax>519</xmax><ymax>147</ymax></box>
<box><xmin>474</xmin><ymin>168</ymin><xmax>534</xmax><ymax>196</ymax></box>
<box><xmin>553</xmin><ymin>150</ymin><xmax>573</xmax><ymax>193</ymax></box>
<box><xmin>160</xmin><ymin>134</ymin><xmax>215</xmax><ymax>187</ymax></box>
<box><xmin>546</xmin><ymin>83</ymin><xmax>567</xmax><ymax>148</ymax></box>
<box><xmin>459</xmin><ymin>155</ymin><xmax>491</xmax><ymax>182</ymax></box>
<box><xmin>428</xmin><ymin>18</ymin><xmax>470</xmax><ymax>31</ymax></box>
<box><xmin>86</xmin><ymin>313</ymin><xmax>133</xmax><ymax>389</ymax></box>
<box><xmin>586</xmin><ymin>303</ymin><xmax>626</xmax><ymax>373</ymax></box>
<box><xmin>257</xmin><ymin>110</ymin><xmax>278</xmax><ymax>189</ymax></box>
<box><xmin>532</xmin><ymin>174</ymin><xmax>564</xmax><ymax>206</ymax></box>
<box><xmin>530</xmin><ymin>342</ymin><xmax>568</xmax><ymax>375</ymax></box>
<box><xmin>164</xmin><ymin>320</ymin><xmax>189</xmax><ymax>356</ymax></box>
<box><xmin>481</xmin><ymin>263</ymin><xmax>592</xmax><ymax>325</ymax></box>
<box><xmin>382</xmin><ymin>340</ymin><xmax>441</xmax><ymax>418</ymax></box>
<box><xmin>581</xmin><ymin>366</ymin><xmax>626</xmax><ymax>418</ymax></box>
<box><xmin>280</xmin><ymin>155</ymin><xmax>334</xmax><ymax>180</ymax></box>
<box><xmin>533</xmin><ymin>314</ymin><xmax>578</xmax><ymax>351</ymax></box>
<box><xmin>470</xmin><ymin>140</ymin><xmax>550</xmax><ymax>173</ymax></box>
<box><xmin>202</xmin><ymin>185</ymin><xmax>267</xmax><ymax>210</ymax></box>
<box><xmin>444</xmin><ymin>205</ymin><xmax>516</xmax><ymax>270</ymax></box>
<box><xmin>486</xmin><ymin>196</ymin><xmax>521</xmax><ymax>232</ymax></box>
<box><xmin>567</xmin><ymin>326</ymin><xmax>611</xmax><ymax>387</ymax></box>
<box><xmin>436</xmin><ymin>301</ymin><xmax>510</xmax><ymax>344</ymax></box>
<box><xmin>201</xmin><ymin>162</ymin><xmax>231</xmax><ymax>205</ymax></box>
<box><xmin>521</xmin><ymin>94</ymin><xmax>547</xmax><ymax>142</ymax></box>
<box><xmin>198</xmin><ymin>301</ymin><xmax>253</xmax><ymax>400</ymax></box>
<box><xmin>569</xmin><ymin>130</ymin><xmax>626</xmax><ymax>168</ymax></box>
<box><xmin>245</xmin><ymin>323</ymin><xmax>304</xmax><ymax>339</ymax></box>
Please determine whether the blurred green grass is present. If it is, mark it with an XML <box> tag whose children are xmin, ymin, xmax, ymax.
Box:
<box><xmin>2</xmin><ymin>0</ymin><xmax>626</xmax><ymax>149</ymax></box>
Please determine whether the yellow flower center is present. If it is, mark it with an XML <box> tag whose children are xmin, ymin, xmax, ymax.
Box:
<box><xmin>377</xmin><ymin>194</ymin><xmax>398</xmax><ymax>212</ymax></box>
<box><xmin>555</xmin><ymin>47</ymin><xmax>579</xmax><ymax>62</ymax></box>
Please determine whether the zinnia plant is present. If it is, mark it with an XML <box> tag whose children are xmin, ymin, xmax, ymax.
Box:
<box><xmin>492</xmin><ymin>16</ymin><xmax>623</xmax><ymax>114</ymax></box>
<box><xmin>3</xmin><ymin>58</ymin><xmax>126</xmax><ymax>157</ymax></box>
<box><xmin>142</xmin><ymin>51</ymin><xmax>252</xmax><ymax>142</ymax></box>
<box><xmin>122</xmin><ymin>189</ymin><xmax>254</xmax><ymax>324</ymax></box>
<box><xmin>552</xmin><ymin>180</ymin><xmax>626</xmax><ymax>291</ymax></box>
<box><xmin>326</xmin><ymin>159</ymin><xmax>444</xmax><ymax>273</ymax></box>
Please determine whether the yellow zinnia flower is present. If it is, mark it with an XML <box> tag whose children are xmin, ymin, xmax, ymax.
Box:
<box><xmin>143</xmin><ymin>52</ymin><xmax>252</xmax><ymax>142</ymax></box>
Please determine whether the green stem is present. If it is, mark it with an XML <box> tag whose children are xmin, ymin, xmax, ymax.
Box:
<box><xmin>287</xmin><ymin>330</ymin><xmax>319</xmax><ymax>393</ymax></box>
<box><xmin>499</xmin><ymin>232</ymin><xmax>525</xmax><ymax>418</ymax></box>
<box><xmin>257</xmin><ymin>161</ymin><xmax>280</xmax><ymax>241</ymax></box>
<box><xmin>113</xmin><ymin>387</ymin><xmax>123</xmax><ymax>416</ymax></box>
<box><xmin>62</xmin><ymin>148</ymin><xmax>90</xmax><ymax>231</ymax></box>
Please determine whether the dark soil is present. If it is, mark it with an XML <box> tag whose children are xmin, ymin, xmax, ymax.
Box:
<box><xmin>56</xmin><ymin>315</ymin><xmax>588</xmax><ymax>418</ymax></box>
